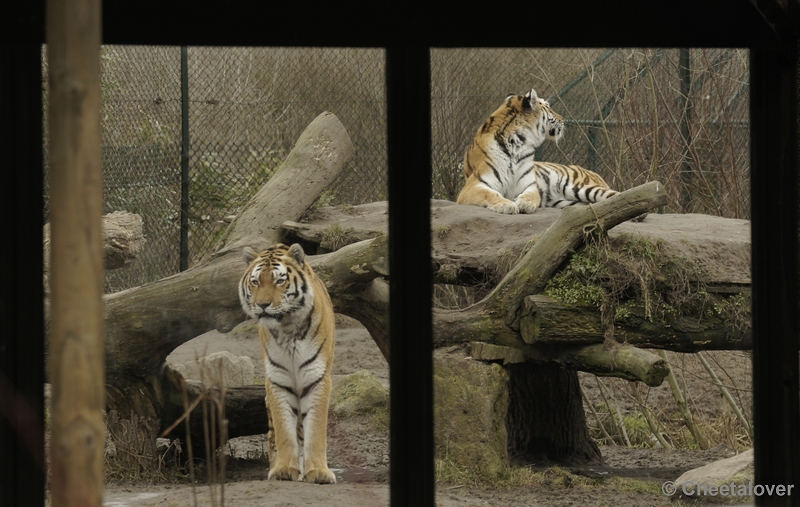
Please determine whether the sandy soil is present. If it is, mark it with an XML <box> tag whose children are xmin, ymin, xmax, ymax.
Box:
<box><xmin>94</xmin><ymin>318</ymin><xmax>751</xmax><ymax>507</ymax></box>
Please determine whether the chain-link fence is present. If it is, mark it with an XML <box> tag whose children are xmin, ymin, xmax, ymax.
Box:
<box><xmin>42</xmin><ymin>47</ymin><xmax>749</xmax><ymax>293</ymax></box>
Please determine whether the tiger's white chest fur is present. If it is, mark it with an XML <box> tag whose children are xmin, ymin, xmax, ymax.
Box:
<box><xmin>485</xmin><ymin>135</ymin><xmax>539</xmax><ymax>201</ymax></box>
<box><xmin>260</xmin><ymin>308</ymin><xmax>328</xmax><ymax>402</ymax></box>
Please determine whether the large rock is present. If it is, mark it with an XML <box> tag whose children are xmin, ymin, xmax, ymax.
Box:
<box><xmin>674</xmin><ymin>449</ymin><xmax>755</xmax><ymax>501</ymax></box>
<box><xmin>433</xmin><ymin>348</ymin><xmax>509</xmax><ymax>480</ymax></box>
<box><xmin>171</xmin><ymin>351</ymin><xmax>255</xmax><ymax>388</ymax></box>
<box><xmin>330</xmin><ymin>369</ymin><xmax>389</xmax><ymax>419</ymax></box>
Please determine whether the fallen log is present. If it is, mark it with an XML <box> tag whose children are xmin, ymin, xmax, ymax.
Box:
<box><xmin>468</xmin><ymin>340</ymin><xmax>670</xmax><ymax>387</ymax></box>
<box><xmin>519</xmin><ymin>295</ymin><xmax>752</xmax><ymax>351</ymax></box>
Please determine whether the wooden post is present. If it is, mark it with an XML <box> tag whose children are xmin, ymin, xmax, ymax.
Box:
<box><xmin>46</xmin><ymin>0</ymin><xmax>105</xmax><ymax>504</ymax></box>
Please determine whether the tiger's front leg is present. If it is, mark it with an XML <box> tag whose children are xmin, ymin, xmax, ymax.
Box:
<box><xmin>515</xmin><ymin>185</ymin><xmax>542</xmax><ymax>214</ymax></box>
<box><xmin>457</xmin><ymin>177</ymin><xmax>519</xmax><ymax>214</ymax></box>
<box><xmin>300</xmin><ymin>373</ymin><xmax>336</xmax><ymax>484</ymax></box>
<box><xmin>265</xmin><ymin>381</ymin><xmax>302</xmax><ymax>481</ymax></box>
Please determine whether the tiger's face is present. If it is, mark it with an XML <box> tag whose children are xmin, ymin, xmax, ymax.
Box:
<box><xmin>500</xmin><ymin>89</ymin><xmax>564</xmax><ymax>148</ymax></box>
<box><xmin>239</xmin><ymin>244</ymin><xmax>312</xmax><ymax>321</ymax></box>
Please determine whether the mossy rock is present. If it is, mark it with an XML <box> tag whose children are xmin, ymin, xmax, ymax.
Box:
<box><xmin>330</xmin><ymin>369</ymin><xmax>389</xmax><ymax>419</ymax></box>
<box><xmin>433</xmin><ymin>349</ymin><xmax>510</xmax><ymax>480</ymax></box>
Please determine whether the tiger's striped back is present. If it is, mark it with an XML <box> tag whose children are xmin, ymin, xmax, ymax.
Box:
<box><xmin>532</xmin><ymin>161</ymin><xmax>619</xmax><ymax>208</ymax></box>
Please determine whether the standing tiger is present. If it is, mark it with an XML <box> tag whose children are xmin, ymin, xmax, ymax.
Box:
<box><xmin>457</xmin><ymin>89</ymin><xmax>626</xmax><ymax>215</ymax></box>
<box><xmin>239</xmin><ymin>243</ymin><xmax>336</xmax><ymax>484</ymax></box>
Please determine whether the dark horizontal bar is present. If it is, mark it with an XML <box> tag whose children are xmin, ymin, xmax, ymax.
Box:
<box><xmin>4</xmin><ymin>0</ymin><xmax>779</xmax><ymax>48</ymax></box>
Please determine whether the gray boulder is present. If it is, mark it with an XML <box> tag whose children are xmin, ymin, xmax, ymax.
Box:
<box><xmin>171</xmin><ymin>350</ymin><xmax>255</xmax><ymax>388</ymax></box>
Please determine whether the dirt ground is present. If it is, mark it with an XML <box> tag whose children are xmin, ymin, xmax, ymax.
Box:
<box><xmin>94</xmin><ymin>318</ymin><xmax>752</xmax><ymax>507</ymax></box>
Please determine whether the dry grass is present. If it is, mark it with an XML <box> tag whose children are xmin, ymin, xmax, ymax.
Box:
<box><xmin>581</xmin><ymin>350</ymin><xmax>752</xmax><ymax>452</ymax></box>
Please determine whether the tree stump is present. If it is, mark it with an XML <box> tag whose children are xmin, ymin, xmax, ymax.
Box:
<box><xmin>507</xmin><ymin>362</ymin><xmax>602</xmax><ymax>465</ymax></box>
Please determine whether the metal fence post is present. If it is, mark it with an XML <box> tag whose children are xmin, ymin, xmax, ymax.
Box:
<box><xmin>679</xmin><ymin>48</ymin><xmax>693</xmax><ymax>210</ymax></box>
<box><xmin>180</xmin><ymin>46</ymin><xmax>190</xmax><ymax>271</ymax></box>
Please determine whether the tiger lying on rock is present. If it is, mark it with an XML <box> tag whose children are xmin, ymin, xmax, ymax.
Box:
<box><xmin>457</xmin><ymin>89</ymin><xmax>644</xmax><ymax>220</ymax></box>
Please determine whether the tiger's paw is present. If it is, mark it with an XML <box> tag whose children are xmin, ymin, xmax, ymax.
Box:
<box><xmin>304</xmin><ymin>467</ymin><xmax>337</xmax><ymax>484</ymax></box>
<box><xmin>268</xmin><ymin>464</ymin><xmax>301</xmax><ymax>481</ymax></box>
<box><xmin>516</xmin><ymin>199</ymin><xmax>539</xmax><ymax>214</ymax></box>
<box><xmin>487</xmin><ymin>200</ymin><xmax>519</xmax><ymax>214</ymax></box>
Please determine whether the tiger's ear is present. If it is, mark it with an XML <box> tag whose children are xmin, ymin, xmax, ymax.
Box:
<box><xmin>522</xmin><ymin>88</ymin><xmax>539</xmax><ymax>109</ymax></box>
<box><xmin>242</xmin><ymin>246</ymin><xmax>259</xmax><ymax>264</ymax></box>
<box><xmin>289</xmin><ymin>243</ymin><xmax>305</xmax><ymax>264</ymax></box>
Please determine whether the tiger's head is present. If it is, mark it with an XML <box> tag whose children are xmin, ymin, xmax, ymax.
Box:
<box><xmin>488</xmin><ymin>89</ymin><xmax>564</xmax><ymax>152</ymax></box>
<box><xmin>239</xmin><ymin>243</ymin><xmax>314</xmax><ymax>321</ymax></box>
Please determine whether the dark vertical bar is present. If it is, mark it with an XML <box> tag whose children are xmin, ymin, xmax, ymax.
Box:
<box><xmin>180</xmin><ymin>45</ymin><xmax>190</xmax><ymax>271</ymax></box>
<box><xmin>385</xmin><ymin>45</ymin><xmax>434</xmax><ymax>507</ymax></box>
<box><xmin>587</xmin><ymin>126</ymin><xmax>598</xmax><ymax>171</ymax></box>
<box><xmin>0</xmin><ymin>42</ymin><xmax>46</xmax><ymax>507</ymax></box>
<box><xmin>751</xmin><ymin>45</ymin><xmax>800</xmax><ymax>507</ymax></box>
<box><xmin>679</xmin><ymin>48</ymin><xmax>693</xmax><ymax>211</ymax></box>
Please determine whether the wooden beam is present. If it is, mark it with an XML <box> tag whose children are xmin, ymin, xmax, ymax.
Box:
<box><xmin>46</xmin><ymin>0</ymin><xmax>105</xmax><ymax>504</ymax></box>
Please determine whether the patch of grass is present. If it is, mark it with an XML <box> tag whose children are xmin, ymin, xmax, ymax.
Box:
<box><xmin>314</xmin><ymin>190</ymin><xmax>337</xmax><ymax>208</ymax></box>
<box><xmin>434</xmin><ymin>458</ymin><xmax>486</xmax><ymax>488</ymax></box>
<box><xmin>436</xmin><ymin>459</ymin><xmax>664</xmax><ymax>500</ymax></box>
<box><xmin>320</xmin><ymin>223</ymin><xmax>351</xmax><ymax>251</ymax></box>
<box><xmin>437</xmin><ymin>226</ymin><xmax>451</xmax><ymax>239</ymax></box>
<box><xmin>494</xmin><ymin>248</ymin><xmax>519</xmax><ymax>279</ymax></box>
<box><xmin>330</xmin><ymin>370</ymin><xmax>389</xmax><ymax>432</ymax></box>
<box><xmin>608</xmin><ymin>476</ymin><xmax>663</xmax><ymax>495</ymax></box>
<box><xmin>435</xmin><ymin>460</ymin><xmax>600</xmax><ymax>490</ymax></box>
<box><xmin>711</xmin><ymin>292</ymin><xmax>751</xmax><ymax>339</ymax></box>
<box><xmin>230</xmin><ymin>322</ymin><xmax>259</xmax><ymax>335</ymax></box>
<box><xmin>622</xmin><ymin>413</ymin><xmax>653</xmax><ymax>447</ymax></box>
<box><xmin>543</xmin><ymin>233</ymin><xmax>723</xmax><ymax>340</ymax></box>
<box><xmin>436</xmin><ymin>264</ymin><xmax>460</xmax><ymax>284</ymax></box>
<box><xmin>433</xmin><ymin>284</ymin><xmax>475</xmax><ymax>310</ymax></box>
<box><xmin>545</xmin><ymin>275</ymin><xmax>606</xmax><ymax>306</ymax></box>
